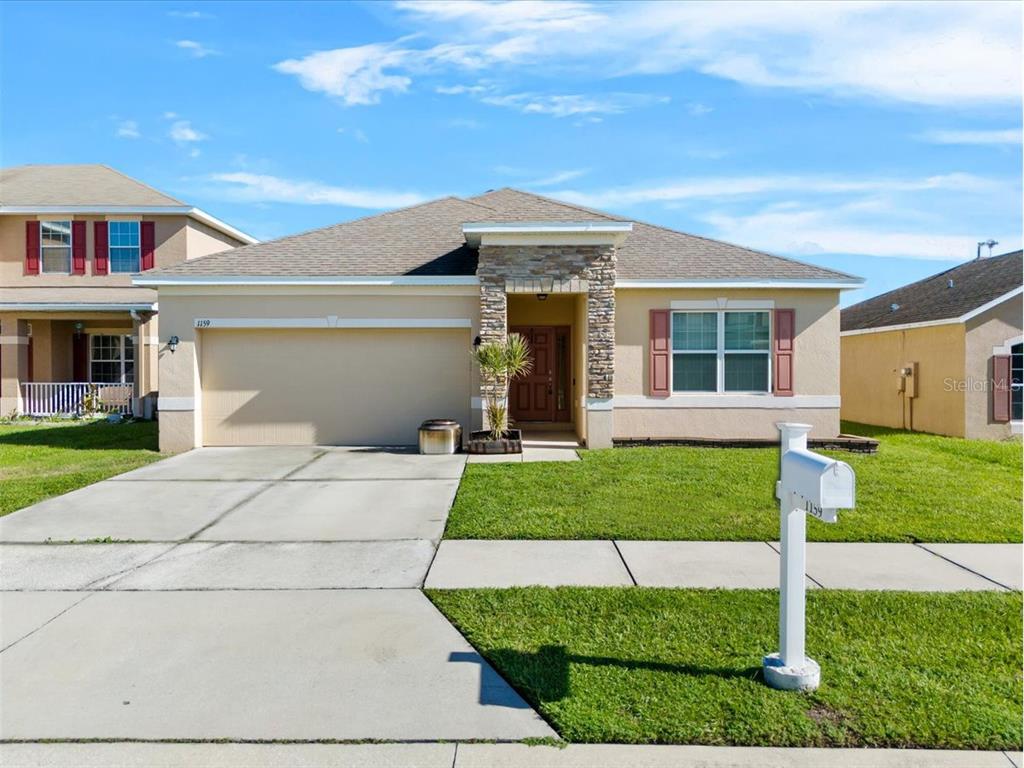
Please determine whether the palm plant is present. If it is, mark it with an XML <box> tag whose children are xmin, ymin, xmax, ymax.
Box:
<box><xmin>473</xmin><ymin>332</ymin><xmax>533</xmax><ymax>440</ymax></box>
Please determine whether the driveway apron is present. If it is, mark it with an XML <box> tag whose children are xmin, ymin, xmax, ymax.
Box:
<box><xmin>0</xmin><ymin>447</ymin><xmax>554</xmax><ymax>741</ymax></box>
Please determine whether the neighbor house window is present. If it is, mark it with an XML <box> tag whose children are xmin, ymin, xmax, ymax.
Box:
<box><xmin>90</xmin><ymin>335</ymin><xmax>134</xmax><ymax>384</ymax></box>
<box><xmin>40</xmin><ymin>220</ymin><xmax>72</xmax><ymax>273</ymax></box>
<box><xmin>672</xmin><ymin>311</ymin><xmax>771</xmax><ymax>393</ymax></box>
<box><xmin>1011</xmin><ymin>342</ymin><xmax>1022</xmax><ymax>422</ymax></box>
<box><xmin>108</xmin><ymin>221</ymin><xmax>141</xmax><ymax>273</ymax></box>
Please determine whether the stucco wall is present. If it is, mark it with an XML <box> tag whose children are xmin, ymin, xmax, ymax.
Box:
<box><xmin>964</xmin><ymin>295</ymin><xmax>1023</xmax><ymax>440</ymax></box>
<box><xmin>840</xmin><ymin>323</ymin><xmax>966</xmax><ymax>436</ymax></box>
<box><xmin>0</xmin><ymin>214</ymin><xmax>212</xmax><ymax>286</ymax></box>
<box><xmin>185</xmin><ymin>220</ymin><xmax>244</xmax><ymax>261</ymax></box>
<box><xmin>155</xmin><ymin>288</ymin><xmax>481</xmax><ymax>452</ymax></box>
<box><xmin>612</xmin><ymin>288</ymin><xmax>841</xmax><ymax>439</ymax></box>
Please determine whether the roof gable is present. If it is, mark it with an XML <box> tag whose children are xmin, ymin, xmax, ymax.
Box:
<box><xmin>841</xmin><ymin>250</ymin><xmax>1024</xmax><ymax>332</ymax></box>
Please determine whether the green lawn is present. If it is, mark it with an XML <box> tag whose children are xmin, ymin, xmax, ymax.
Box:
<box><xmin>445</xmin><ymin>422</ymin><xmax>1022</xmax><ymax>542</ymax></box>
<box><xmin>429</xmin><ymin>587</ymin><xmax>1022</xmax><ymax>748</ymax></box>
<box><xmin>0</xmin><ymin>419</ymin><xmax>161</xmax><ymax>517</ymax></box>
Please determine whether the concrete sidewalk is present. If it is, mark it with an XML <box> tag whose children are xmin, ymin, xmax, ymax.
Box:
<box><xmin>2</xmin><ymin>743</ymin><xmax>1019</xmax><ymax>767</ymax></box>
<box><xmin>426</xmin><ymin>540</ymin><xmax>1023</xmax><ymax>591</ymax></box>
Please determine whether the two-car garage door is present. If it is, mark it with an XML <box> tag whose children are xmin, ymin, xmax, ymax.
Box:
<box><xmin>200</xmin><ymin>328</ymin><xmax>471</xmax><ymax>446</ymax></box>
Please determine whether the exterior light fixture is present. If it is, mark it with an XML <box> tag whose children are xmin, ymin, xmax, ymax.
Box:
<box><xmin>536</xmin><ymin>293</ymin><xmax>548</xmax><ymax>301</ymax></box>
<box><xmin>473</xmin><ymin>335</ymin><xmax>481</xmax><ymax>347</ymax></box>
<box><xmin>168</xmin><ymin>335</ymin><xmax>180</xmax><ymax>353</ymax></box>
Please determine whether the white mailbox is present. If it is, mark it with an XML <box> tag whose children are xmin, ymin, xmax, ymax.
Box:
<box><xmin>776</xmin><ymin>442</ymin><xmax>855</xmax><ymax>523</ymax></box>
<box><xmin>764</xmin><ymin>423</ymin><xmax>856</xmax><ymax>692</ymax></box>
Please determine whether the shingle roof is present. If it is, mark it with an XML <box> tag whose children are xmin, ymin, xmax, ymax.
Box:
<box><xmin>841</xmin><ymin>250</ymin><xmax>1023</xmax><ymax>332</ymax></box>
<box><xmin>147</xmin><ymin>187</ymin><xmax>859</xmax><ymax>282</ymax></box>
<box><xmin>0</xmin><ymin>164</ymin><xmax>184</xmax><ymax>207</ymax></box>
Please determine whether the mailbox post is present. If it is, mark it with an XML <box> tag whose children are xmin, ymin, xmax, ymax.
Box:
<box><xmin>763</xmin><ymin>423</ymin><xmax>855</xmax><ymax>691</ymax></box>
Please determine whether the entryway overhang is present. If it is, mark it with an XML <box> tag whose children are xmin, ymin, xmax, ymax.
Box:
<box><xmin>462</xmin><ymin>221</ymin><xmax>633</xmax><ymax>248</ymax></box>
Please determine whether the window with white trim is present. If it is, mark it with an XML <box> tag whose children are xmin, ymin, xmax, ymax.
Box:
<box><xmin>1011</xmin><ymin>342</ymin><xmax>1022</xmax><ymax>422</ymax></box>
<box><xmin>90</xmin><ymin>335</ymin><xmax>135</xmax><ymax>384</ymax></box>
<box><xmin>672</xmin><ymin>311</ymin><xmax>771</xmax><ymax>393</ymax></box>
<box><xmin>108</xmin><ymin>221</ymin><xmax>141</xmax><ymax>273</ymax></box>
<box><xmin>40</xmin><ymin>220</ymin><xmax>72</xmax><ymax>273</ymax></box>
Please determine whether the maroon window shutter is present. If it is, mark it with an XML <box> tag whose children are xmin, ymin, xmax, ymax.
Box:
<box><xmin>71</xmin><ymin>221</ymin><xmax>86</xmax><ymax>275</ymax></box>
<box><xmin>93</xmin><ymin>222</ymin><xmax>109</xmax><ymax>275</ymax></box>
<box><xmin>140</xmin><ymin>221</ymin><xmax>155</xmax><ymax>270</ymax></box>
<box><xmin>993</xmin><ymin>355</ymin><xmax>1011</xmax><ymax>422</ymax></box>
<box><xmin>73</xmin><ymin>333</ymin><xmax>88</xmax><ymax>382</ymax></box>
<box><xmin>25</xmin><ymin>221</ymin><xmax>40</xmax><ymax>274</ymax></box>
<box><xmin>649</xmin><ymin>309</ymin><xmax>671</xmax><ymax>396</ymax></box>
<box><xmin>774</xmin><ymin>308</ymin><xmax>795</xmax><ymax>396</ymax></box>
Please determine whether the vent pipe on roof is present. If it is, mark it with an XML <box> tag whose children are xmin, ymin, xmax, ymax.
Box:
<box><xmin>976</xmin><ymin>239</ymin><xmax>998</xmax><ymax>259</ymax></box>
<box><xmin>890</xmin><ymin>303</ymin><xmax>900</xmax><ymax>312</ymax></box>
<box><xmin>948</xmin><ymin>279</ymin><xmax>955</xmax><ymax>288</ymax></box>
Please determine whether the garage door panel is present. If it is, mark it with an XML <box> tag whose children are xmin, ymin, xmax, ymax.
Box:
<box><xmin>201</xmin><ymin>329</ymin><xmax>471</xmax><ymax>446</ymax></box>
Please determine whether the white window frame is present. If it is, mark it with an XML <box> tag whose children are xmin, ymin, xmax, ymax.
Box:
<box><xmin>39</xmin><ymin>220</ymin><xmax>72</xmax><ymax>275</ymax></box>
<box><xmin>107</xmin><ymin>220</ymin><xmax>142</xmax><ymax>274</ymax></box>
<box><xmin>671</xmin><ymin>310</ymin><xmax>773</xmax><ymax>394</ymax></box>
<box><xmin>88</xmin><ymin>334</ymin><xmax>135</xmax><ymax>385</ymax></box>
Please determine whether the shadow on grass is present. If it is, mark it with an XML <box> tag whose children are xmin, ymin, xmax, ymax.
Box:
<box><xmin>452</xmin><ymin>645</ymin><xmax>761</xmax><ymax>706</ymax></box>
<box><xmin>0</xmin><ymin>421</ymin><xmax>158</xmax><ymax>451</ymax></box>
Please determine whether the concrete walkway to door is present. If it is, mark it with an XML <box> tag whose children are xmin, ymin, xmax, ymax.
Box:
<box><xmin>0</xmin><ymin>446</ymin><xmax>554</xmax><ymax>742</ymax></box>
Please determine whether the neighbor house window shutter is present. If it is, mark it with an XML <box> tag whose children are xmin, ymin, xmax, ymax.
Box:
<box><xmin>94</xmin><ymin>222</ymin><xmax>109</xmax><ymax>275</ymax></box>
<box><xmin>773</xmin><ymin>308</ymin><xmax>795</xmax><ymax>396</ymax></box>
<box><xmin>25</xmin><ymin>221</ymin><xmax>40</xmax><ymax>275</ymax></box>
<box><xmin>649</xmin><ymin>309</ymin><xmax>671</xmax><ymax>397</ymax></box>
<box><xmin>993</xmin><ymin>354</ymin><xmax>1011</xmax><ymax>422</ymax></box>
<box><xmin>71</xmin><ymin>221</ymin><xmax>86</xmax><ymax>275</ymax></box>
<box><xmin>140</xmin><ymin>221</ymin><xmax>155</xmax><ymax>270</ymax></box>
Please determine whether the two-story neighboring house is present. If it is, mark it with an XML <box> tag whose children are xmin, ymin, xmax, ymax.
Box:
<box><xmin>0</xmin><ymin>164</ymin><xmax>255</xmax><ymax>419</ymax></box>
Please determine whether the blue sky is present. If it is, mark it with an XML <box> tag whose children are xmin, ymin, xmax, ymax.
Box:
<box><xmin>3</xmin><ymin>0</ymin><xmax>1021</xmax><ymax>304</ymax></box>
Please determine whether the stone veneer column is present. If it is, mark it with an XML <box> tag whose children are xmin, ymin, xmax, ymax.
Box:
<box><xmin>476</xmin><ymin>242</ymin><xmax>618</xmax><ymax>446</ymax></box>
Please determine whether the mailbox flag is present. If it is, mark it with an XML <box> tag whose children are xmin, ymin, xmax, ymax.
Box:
<box><xmin>993</xmin><ymin>355</ymin><xmax>1011</xmax><ymax>422</ymax></box>
<box><xmin>774</xmin><ymin>309</ymin><xmax>795</xmax><ymax>396</ymax></box>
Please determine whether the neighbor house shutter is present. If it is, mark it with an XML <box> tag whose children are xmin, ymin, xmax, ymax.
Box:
<box><xmin>649</xmin><ymin>309</ymin><xmax>671</xmax><ymax>397</ymax></box>
<box><xmin>773</xmin><ymin>308</ymin><xmax>795</xmax><ymax>396</ymax></box>
<box><xmin>993</xmin><ymin>354</ymin><xmax>1011</xmax><ymax>422</ymax></box>
<box><xmin>71</xmin><ymin>221</ymin><xmax>86</xmax><ymax>275</ymax></box>
<box><xmin>140</xmin><ymin>221</ymin><xmax>155</xmax><ymax>270</ymax></box>
<box><xmin>93</xmin><ymin>222</ymin><xmax>109</xmax><ymax>275</ymax></box>
<box><xmin>73</xmin><ymin>333</ymin><xmax>88</xmax><ymax>382</ymax></box>
<box><xmin>25</xmin><ymin>221</ymin><xmax>40</xmax><ymax>275</ymax></box>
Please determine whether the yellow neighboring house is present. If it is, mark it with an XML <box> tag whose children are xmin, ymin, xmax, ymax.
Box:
<box><xmin>841</xmin><ymin>250</ymin><xmax>1022</xmax><ymax>440</ymax></box>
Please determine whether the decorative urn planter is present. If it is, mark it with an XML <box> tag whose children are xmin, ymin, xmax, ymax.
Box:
<box><xmin>466</xmin><ymin>429</ymin><xmax>523</xmax><ymax>455</ymax></box>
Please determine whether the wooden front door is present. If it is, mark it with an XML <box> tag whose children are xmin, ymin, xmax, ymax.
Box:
<box><xmin>510</xmin><ymin>326</ymin><xmax>571</xmax><ymax>423</ymax></box>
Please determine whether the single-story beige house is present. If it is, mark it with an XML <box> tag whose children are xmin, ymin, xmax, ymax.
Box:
<box><xmin>137</xmin><ymin>189</ymin><xmax>863</xmax><ymax>452</ymax></box>
<box><xmin>841</xmin><ymin>249</ymin><xmax>1022</xmax><ymax>440</ymax></box>
<box><xmin>0</xmin><ymin>164</ymin><xmax>254</xmax><ymax>419</ymax></box>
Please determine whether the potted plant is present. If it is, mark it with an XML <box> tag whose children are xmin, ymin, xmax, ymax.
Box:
<box><xmin>468</xmin><ymin>332</ymin><xmax>532</xmax><ymax>454</ymax></box>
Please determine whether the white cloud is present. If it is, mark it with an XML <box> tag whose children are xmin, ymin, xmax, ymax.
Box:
<box><xmin>526</xmin><ymin>169</ymin><xmax>589</xmax><ymax>187</ymax></box>
<box><xmin>169</xmin><ymin>119</ymin><xmax>207</xmax><ymax>145</ymax></box>
<box><xmin>337</xmin><ymin>127</ymin><xmax>370</xmax><ymax>143</ymax></box>
<box><xmin>436</xmin><ymin>84</ymin><xmax>489</xmax><ymax>95</ymax></box>
<box><xmin>284</xmin><ymin>0</ymin><xmax>1018</xmax><ymax>109</ymax></box>
<box><xmin>274</xmin><ymin>43</ymin><xmax>413</xmax><ymax>106</ymax></box>
<box><xmin>916</xmin><ymin>128</ymin><xmax>1022</xmax><ymax>146</ymax></box>
<box><xmin>686</xmin><ymin>102</ymin><xmax>713</xmax><ymax>116</ymax></box>
<box><xmin>115</xmin><ymin>120</ymin><xmax>140</xmax><ymax>139</ymax></box>
<box><xmin>206</xmin><ymin>172</ymin><xmax>427</xmax><ymax>209</ymax></box>
<box><xmin>552</xmin><ymin>172</ymin><xmax>993</xmax><ymax>208</ymax></box>
<box><xmin>167</xmin><ymin>10</ymin><xmax>213</xmax><ymax>19</ymax></box>
<box><xmin>163</xmin><ymin>111</ymin><xmax>179</xmax><ymax>120</ymax></box>
<box><xmin>175</xmin><ymin>39</ymin><xmax>219</xmax><ymax>58</ymax></box>
<box><xmin>448</xmin><ymin>117</ymin><xmax>482</xmax><ymax>129</ymax></box>
<box><xmin>481</xmin><ymin>92</ymin><xmax>667</xmax><ymax>117</ymax></box>
<box><xmin>702</xmin><ymin>205</ymin><xmax>1012</xmax><ymax>261</ymax></box>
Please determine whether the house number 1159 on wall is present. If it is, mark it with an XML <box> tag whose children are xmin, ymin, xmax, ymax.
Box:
<box><xmin>195</xmin><ymin>319</ymin><xmax>212</xmax><ymax>328</ymax></box>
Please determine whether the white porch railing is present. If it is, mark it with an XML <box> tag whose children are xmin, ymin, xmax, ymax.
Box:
<box><xmin>20</xmin><ymin>383</ymin><xmax>133</xmax><ymax>417</ymax></box>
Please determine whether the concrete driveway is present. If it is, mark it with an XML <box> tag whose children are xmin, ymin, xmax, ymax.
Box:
<box><xmin>0</xmin><ymin>447</ymin><xmax>554</xmax><ymax>742</ymax></box>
